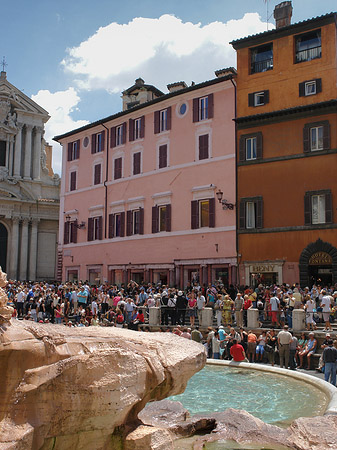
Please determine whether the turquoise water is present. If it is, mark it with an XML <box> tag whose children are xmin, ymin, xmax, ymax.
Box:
<box><xmin>169</xmin><ymin>365</ymin><xmax>327</xmax><ymax>426</ymax></box>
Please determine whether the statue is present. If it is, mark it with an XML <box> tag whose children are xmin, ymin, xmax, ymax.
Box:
<box><xmin>0</xmin><ymin>267</ymin><xmax>13</xmax><ymax>323</ymax></box>
<box><xmin>7</xmin><ymin>111</ymin><xmax>17</xmax><ymax>128</ymax></box>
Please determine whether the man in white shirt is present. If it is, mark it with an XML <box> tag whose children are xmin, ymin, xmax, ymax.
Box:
<box><xmin>277</xmin><ymin>325</ymin><xmax>292</xmax><ymax>369</ymax></box>
<box><xmin>196</xmin><ymin>291</ymin><xmax>205</xmax><ymax>324</ymax></box>
<box><xmin>16</xmin><ymin>288</ymin><xmax>25</xmax><ymax>318</ymax></box>
<box><xmin>321</xmin><ymin>290</ymin><xmax>333</xmax><ymax>332</ymax></box>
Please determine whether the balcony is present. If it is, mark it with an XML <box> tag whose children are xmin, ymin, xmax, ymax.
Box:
<box><xmin>251</xmin><ymin>58</ymin><xmax>273</xmax><ymax>74</ymax></box>
<box><xmin>295</xmin><ymin>46</ymin><xmax>321</xmax><ymax>63</ymax></box>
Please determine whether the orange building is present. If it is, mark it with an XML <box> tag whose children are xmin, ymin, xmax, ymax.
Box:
<box><xmin>231</xmin><ymin>2</ymin><xmax>337</xmax><ymax>287</ymax></box>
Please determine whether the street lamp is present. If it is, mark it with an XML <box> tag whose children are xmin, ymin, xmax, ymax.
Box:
<box><xmin>216</xmin><ymin>189</ymin><xmax>235</xmax><ymax>210</ymax></box>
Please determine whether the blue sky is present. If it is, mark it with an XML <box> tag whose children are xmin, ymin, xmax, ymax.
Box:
<box><xmin>2</xmin><ymin>0</ymin><xmax>335</xmax><ymax>173</ymax></box>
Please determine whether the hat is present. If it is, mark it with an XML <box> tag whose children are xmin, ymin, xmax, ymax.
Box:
<box><xmin>219</xmin><ymin>326</ymin><xmax>224</xmax><ymax>329</ymax></box>
<box><xmin>309</xmin><ymin>332</ymin><xmax>314</xmax><ymax>336</ymax></box>
<box><xmin>178</xmin><ymin>291</ymin><xmax>183</xmax><ymax>296</ymax></box>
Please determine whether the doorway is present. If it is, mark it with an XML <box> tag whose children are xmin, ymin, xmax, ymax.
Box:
<box><xmin>0</xmin><ymin>223</ymin><xmax>8</xmax><ymax>272</ymax></box>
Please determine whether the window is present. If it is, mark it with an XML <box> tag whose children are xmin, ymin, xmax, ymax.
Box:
<box><xmin>87</xmin><ymin>216</ymin><xmax>103</xmax><ymax>241</ymax></box>
<box><xmin>191</xmin><ymin>198</ymin><xmax>215</xmax><ymax>229</ymax></box>
<box><xmin>114</xmin><ymin>157</ymin><xmax>122</xmax><ymax>180</ymax></box>
<box><xmin>199</xmin><ymin>134</ymin><xmax>209</xmax><ymax>160</ymax></box>
<box><xmin>70</xmin><ymin>171</ymin><xmax>77</xmax><ymax>191</ymax></box>
<box><xmin>155</xmin><ymin>108</ymin><xmax>172</xmax><ymax>133</ymax></box>
<box><xmin>108</xmin><ymin>212</ymin><xmax>125</xmax><ymax>238</ymax></box>
<box><xmin>304</xmin><ymin>190</ymin><xmax>332</xmax><ymax>225</ymax></box>
<box><xmin>248</xmin><ymin>90</ymin><xmax>269</xmax><ymax>107</ymax></box>
<box><xmin>250</xmin><ymin>43</ymin><xmax>273</xmax><ymax>74</ymax></box>
<box><xmin>67</xmin><ymin>140</ymin><xmax>80</xmax><ymax>161</ymax></box>
<box><xmin>129</xmin><ymin>116</ymin><xmax>145</xmax><ymax>141</ymax></box>
<box><xmin>239</xmin><ymin>133</ymin><xmax>262</xmax><ymax>162</ymax></box>
<box><xmin>133</xmin><ymin>152</ymin><xmax>141</xmax><ymax>175</ymax></box>
<box><xmin>91</xmin><ymin>131</ymin><xmax>105</xmax><ymax>154</ymax></box>
<box><xmin>64</xmin><ymin>220</ymin><xmax>78</xmax><ymax>244</ymax></box>
<box><xmin>303</xmin><ymin>121</ymin><xmax>330</xmax><ymax>153</ymax></box>
<box><xmin>158</xmin><ymin>144</ymin><xmax>167</xmax><ymax>169</ymax></box>
<box><xmin>152</xmin><ymin>204</ymin><xmax>171</xmax><ymax>233</ymax></box>
<box><xmin>193</xmin><ymin>94</ymin><xmax>214</xmax><ymax>122</ymax></box>
<box><xmin>299</xmin><ymin>79</ymin><xmax>322</xmax><ymax>97</ymax></box>
<box><xmin>111</xmin><ymin>123</ymin><xmax>127</xmax><ymax>148</ymax></box>
<box><xmin>239</xmin><ymin>197</ymin><xmax>263</xmax><ymax>230</ymax></box>
<box><xmin>295</xmin><ymin>30</ymin><xmax>321</xmax><ymax>63</ymax></box>
<box><xmin>94</xmin><ymin>163</ymin><xmax>101</xmax><ymax>185</ymax></box>
<box><xmin>126</xmin><ymin>208</ymin><xmax>144</xmax><ymax>236</ymax></box>
<box><xmin>0</xmin><ymin>141</ymin><xmax>6</xmax><ymax>166</ymax></box>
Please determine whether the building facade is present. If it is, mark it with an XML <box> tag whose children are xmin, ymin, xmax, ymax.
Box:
<box><xmin>231</xmin><ymin>3</ymin><xmax>337</xmax><ymax>287</ymax></box>
<box><xmin>55</xmin><ymin>73</ymin><xmax>237</xmax><ymax>287</ymax></box>
<box><xmin>0</xmin><ymin>71</ymin><xmax>60</xmax><ymax>281</ymax></box>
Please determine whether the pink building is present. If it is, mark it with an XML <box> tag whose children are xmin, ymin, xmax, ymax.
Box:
<box><xmin>54</xmin><ymin>71</ymin><xmax>237</xmax><ymax>288</ymax></box>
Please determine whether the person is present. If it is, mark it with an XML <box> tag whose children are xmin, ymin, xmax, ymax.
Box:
<box><xmin>296</xmin><ymin>332</ymin><xmax>307</xmax><ymax>367</ymax></box>
<box><xmin>305</xmin><ymin>295</ymin><xmax>316</xmax><ymax>331</ymax></box>
<box><xmin>247</xmin><ymin>330</ymin><xmax>257</xmax><ymax>363</ymax></box>
<box><xmin>277</xmin><ymin>325</ymin><xmax>292</xmax><ymax>369</ymax></box>
<box><xmin>196</xmin><ymin>291</ymin><xmax>205</xmax><ymax>324</ymax></box>
<box><xmin>214</xmin><ymin>294</ymin><xmax>223</xmax><ymax>327</ymax></box>
<box><xmin>298</xmin><ymin>332</ymin><xmax>317</xmax><ymax>370</ymax></box>
<box><xmin>317</xmin><ymin>333</ymin><xmax>331</xmax><ymax>373</ymax></box>
<box><xmin>234</xmin><ymin>292</ymin><xmax>244</xmax><ymax>328</ymax></box>
<box><xmin>77</xmin><ymin>287</ymin><xmax>88</xmax><ymax>307</ymax></box>
<box><xmin>266</xmin><ymin>329</ymin><xmax>277</xmax><ymax>366</ymax></box>
<box><xmin>289</xmin><ymin>331</ymin><xmax>298</xmax><ymax>370</ymax></box>
<box><xmin>321</xmin><ymin>290</ymin><xmax>333</xmax><ymax>332</ymax></box>
<box><xmin>270</xmin><ymin>293</ymin><xmax>281</xmax><ymax>328</ymax></box>
<box><xmin>243</xmin><ymin>295</ymin><xmax>252</xmax><ymax>327</ymax></box>
<box><xmin>116</xmin><ymin>308</ymin><xmax>124</xmax><ymax>328</ymax></box>
<box><xmin>238</xmin><ymin>327</ymin><xmax>248</xmax><ymax>353</ymax></box>
<box><xmin>256</xmin><ymin>331</ymin><xmax>267</xmax><ymax>363</ymax></box>
<box><xmin>212</xmin><ymin>331</ymin><xmax>220</xmax><ymax>359</ymax></box>
<box><xmin>230</xmin><ymin>339</ymin><xmax>246</xmax><ymax>362</ymax></box>
<box><xmin>322</xmin><ymin>340</ymin><xmax>337</xmax><ymax>386</ymax></box>
<box><xmin>125</xmin><ymin>297</ymin><xmax>136</xmax><ymax>324</ymax></box>
<box><xmin>176</xmin><ymin>290</ymin><xmax>188</xmax><ymax>326</ymax></box>
<box><xmin>191</xmin><ymin>326</ymin><xmax>203</xmax><ymax>343</ymax></box>
<box><xmin>222</xmin><ymin>295</ymin><xmax>234</xmax><ymax>326</ymax></box>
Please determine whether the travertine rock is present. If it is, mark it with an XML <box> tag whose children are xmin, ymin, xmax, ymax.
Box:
<box><xmin>0</xmin><ymin>267</ymin><xmax>13</xmax><ymax>323</ymax></box>
<box><xmin>0</xmin><ymin>320</ymin><xmax>206</xmax><ymax>450</ymax></box>
<box><xmin>125</xmin><ymin>425</ymin><xmax>174</xmax><ymax>450</ymax></box>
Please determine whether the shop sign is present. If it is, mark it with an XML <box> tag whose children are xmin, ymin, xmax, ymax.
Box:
<box><xmin>318</xmin><ymin>268</ymin><xmax>332</xmax><ymax>274</ymax></box>
<box><xmin>250</xmin><ymin>265</ymin><xmax>275</xmax><ymax>273</ymax></box>
<box><xmin>309</xmin><ymin>252</ymin><xmax>332</xmax><ymax>266</ymax></box>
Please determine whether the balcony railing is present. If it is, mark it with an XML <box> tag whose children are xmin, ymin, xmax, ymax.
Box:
<box><xmin>251</xmin><ymin>58</ymin><xmax>273</xmax><ymax>74</ymax></box>
<box><xmin>296</xmin><ymin>46</ymin><xmax>321</xmax><ymax>63</ymax></box>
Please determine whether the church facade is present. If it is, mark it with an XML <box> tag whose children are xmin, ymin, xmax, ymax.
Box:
<box><xmin>0</xmin><ymin>70</ymin><xmax>60</xmax><ymax>281</ymax></box>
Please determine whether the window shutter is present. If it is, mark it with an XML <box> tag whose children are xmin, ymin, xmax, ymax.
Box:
<box><xmin>208</xmin><ymin>93</ymin><xmax>214</xmax><ymax>118</ymax></box>
<box><xmin>248</xmin><ymin>93</ymin><xmax>254</xmax><ymax>107</ymax></box>
<box><xmin>114</xmin><ymin>158</ymin><xmax>122</xmax><ymax>179</ymax></box>
<box><xmin>138</xmin><ymin>207</ymin><xmax>144</xmax><ymax>235</ymax></box>
<box><xmin>94</xmin><ymin>164</ymin><xmax>101</xmax><ymax>185</ymax></box>
<box><xmin>88</xmin><ymin>217</ymin><xmax>94</xmax><ymax>241</ymax></box>
<box><xmin>191</xmin><ymin>200</ymin><xmax>199</xmax><ymax>229</ymax></box>
<box><xmin>64</xmin><ymin>221</ymin><xmax>70</xmax><ymax>244</ymax></box>
<box><xmin>76</xmin><ymin>139</ymin><xmax>80</xmax><ymax>159</ymax></box>
<box><xmin>264</xmin><ymin>90</ymin><xmax>269</xmax><ymax>104</ymax></box>
<box><xmin>101</xmin><ymin>130</ymin><xmax>105</xmax><ymax>151</ymax></box>
<box><xmin>120</xmin><ymin>212</ymin><xmax>125</xmax><ymax>237</ymax></box>
<box><xmin>256</xmin><ymin>132</ymin><xmax>263</xmax><ymax>160</ymax></box>
<box><xmin>299</xmin><ymin>82</ymin><xmax>305</xmax><ymax>97</ymax></box>
<box><xmin>108</xmin><ymin>214</ymin><xmax>114</xmax><ymax>238</ymax></box>
<box><xmin>256</xmin><ymin>198</ymin><xmax>263</xmax><ymax>229</ymax></box>
<box><xmin>199</xmin><ymin>134</ymin><xmax>209</xmax><ymax>160</ymax></box>
<box><xmin>166</xmin><ymin>204</ymin><xmax>171</xmax><ymax>232</ymax></box>
<box><xmin>91</xmin><ymin>134</ymin><xmax>96</xmax><ymax>154</ymax></box>
<box><xmin>239</xmin><ymin>136</ymin><xmax>245</xmax><ymax>162</ymax></box>
<box><xmin>140</xmin><ymin>116</ymin><xmax>145</xmax><ymax>139</ymax></box>
<box><xmin>126</xmin><ymin>210</ymin><xmax>132</xmax><ymax>236</ymax></box>
<box><xmin>325</xmin><ymin>192</ymin><xmax>333</xmax><ymax>223</ymax></box>
<box><xmin>129</xmin><ymin>119</ymin><xmax>134</xmax><ymax>141</ymax></box>
<box><xmin>159</xmin><ymin>145</ymin><xmax>167</xmax><ymax>168</ymax></box>
<box><xmin>133</xmin><ymin>152</ymin><xmax>141</xmax><ymax>175</ymax></box>
<box><xmin>239</xmin><ymin>200</ymin><xmax>245</xmax><ymax>229</ymax></box>
<box><xmin>110</xmin><ymin>127</ymin><xmax>116</xmax><ymax>148</ymax></box>
<box><xmin>70</xmin><ymin>171</ymin><xmax>76</xmax><ymax>191</ymax></box>
<box><xmin>209</xmin><ymin>198</ymin><xmax>215</xmax><ymax>228</ymax></box>
<box><xmin>152</xmin><ymin>206</ymin><xmax>158</xmax><ymax>233</ymax></box>
<box><xmin>323</xmin><ymin>122</ymin><xmax>330</xmax><ymax>150</ymax></box>
<box><xmin>72</xmin><ymin>221</ymin><xmax>78</xmax><ymax>244</ymax></box>
<box><xmin>303</xmin><ymin>125</ymin><xmax>310</xmax><ymax>153</ymax></box>
<box><xmin>122</xmin><ymin>122</ymin><xmax>127</xmax><ymax>144</ymax></box>
<box><xmin>166</xmin><ymin>106</ymin><xmax>172</xmax><ymax>130</ymax></box>
<box><xmin>154</xmin><ymin>110</ymin><xmax>160</xmax><ymax>134</ymax></box>
<box><xmin>304</xmin><ymin>193</ymin><xmax>311</xmax><ymax>225</ymax></box>
<box><xmin>98</xmin><ymin>216</ymin><xmax>103</xmax><ymax>240</ymax></box>
<box><xmin>316</xmin><ymin>78</ymin><xmax>322</xmax><ymax>94</ymax></box>
<box><xmin>193</xmin><ymin>98</ymin><xmax>199</xmax><ymax>123</ymax></box>
<box><xmin>67</xmin><ymin>143</ymin><xmax>72</xmax><ymax>161</ymax></box>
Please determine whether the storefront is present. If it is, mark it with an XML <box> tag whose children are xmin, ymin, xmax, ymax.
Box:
<box><xmin>299</xmin><ymin>240</ymin><xmax>337</xmax><ymax>287</ymax></box>
<box><xmin>245</xmin><ymin>261</ymin><xmax>284</xmax><ymax>287</ymax></box>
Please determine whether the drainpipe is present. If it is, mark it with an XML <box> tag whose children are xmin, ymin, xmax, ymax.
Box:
<box><xmin>101</xmin><ymin>123</ymin><xmax>109</xmax><ymax>239</ymax></box>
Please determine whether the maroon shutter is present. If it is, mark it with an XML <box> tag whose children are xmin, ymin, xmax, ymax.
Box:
<box><xmin>166</xmin><ymin>106</ymin><xmax>172</xmax><ymax>130</ymax></box>
<box><xmin>126</xmin><ymin>210</ymin><xmax>132</xmax><ymax>236</ymax></box>
<box><xmin>159</xmin><ymin>145</ymin><xmax>167</xmax><ymax>168</ymax></box>
<box><xmin>110</xmin><ymin>127</ymin><xmax>116</xmax><ymax>148</ymax></box>
<box><xmin>248</xmin><ymin>93</ymin><xmax>254</xmax><ymax>107</ymax></box>
<box><xmin>304</xmin><ymin>193</ymin><xmax>311</xmax><ymax>225</ymax></box>
<box><xmin>70</xmin><ymin>171</ymin><xmax>76</xmax><ymax>191</ymax></box>
<box><xmin>91</xmin><ymin>134</ymin><xmax>96</xmax><ymax>154</ymax></box>
<box><xmin>152</xmin><ymin>206</ymin><xmax>158</xmax><ymax>233</ymax></box>
<box><xmin>154</xmin><ymin>110</ymin><xmax>160</xmax><ymax>134</ymax></box>
<box><xmin>67</xmin><ymin>143</ymin><xmax>72</xmax><ymax>161</ymax></box>
<box><xmin>256</xmin><ymin>198</ymin><xmax>263</xmax><ymax>229</ymax></box>
<box><xmin>208</xmin><ymin>93</ymin><xmax>214</xmax><ymax>118</ymax></box>
<box><xmin>316</xmin><ymin>78</ymin><xmax>322</xmax><ymax>94</ymax></box>
<box><xmin>71</xmin><ymin>221</ymin><xmax>78</xmax><ymax>244</ymax></box>
<box><xmin>94</xmin><ymin>164</ymin><xmax>101</xmax><ymax>185</ymax></box>
<box><xmin>114</xmin><ymin>158</ymin><xmax>122</xmax><ymax>179</ymax></box>
<box><xmin>199</xmin><ymin>134</ymin><xmax>209</xmax><ymax>160</ymax></box>
<box><xmin>165</xmin><ymin>204</ymin><xmax>171</xmax><ymax>232</ymax></box>
<box><xmin>140</xmin><ymin>116</ymin><xmax>145</xmax><ymax>139</ymax></box>
<box><xmin>323</xmin><ymin>122</ymin><xmax>330</xmax><ymax>150</ymax></box>
<box><xmin>101</xmin><ymin>131</ymin><xmax>105</xmax><ymax>152</ymax></box>
<box><xmin>139</xmin><ymin>207</ymin><xmax>144</xmax><ymax>235</ymax></box>
<box><xmin>108</xmin><ymin>214</ymin><xmax>114</xmax><ymax>238</ymax></box>
<box><xmin>98</xmin><ymin>216</ymin><xmax>103</xmax><ymax>240</ymax></box>
<box><xmin>208</xmin><ymin>198</ymin><xmax>215</xmax><ymax>228</ymax></box>
<box><xmin>133</xmin><ymin>152</ymin><xmax>141</xmax><ymax>175</ymax></box>
<box><xmin>193</xmin><ymin>98</ymin><xmax>199</xmax><ymax>122</ymax></box>
<box><xmin>64</xmin><ymin>221</ymin><xmax>70</xmax><ymax>244</ymax></box>
<box><xmin>129</xmin><ymin>119</ymin><xmax>134</xmax><ymax>141</ymax></box>
<box><xmin>191</xmin><ymin>200</ymin><xmax>199</xmax><ymax>229</ymax></box>
<box><xmin>239</xmin><ymin>200</ymin><xmax>245</xmax><ymax>229</ymax></box>
<box><xmin>264</xmin><ymin>90</ymin><xmax>269</xmax><ymax>104</ymax></box>
<box><xmin>239</xmin><ymin>136</ymin><xmax>245</xmax><ymax>162</ymax></box>
<box><xmin>256</xmin><ymin>132</ymin><xmax>263</xmax><ymax>160</ymax></box>
<box><xmin>122</xmin><ymin>122</ymin><xmax>127</xmax><ymax>145</ymax></box>
<box><xmin>76</xmin><ymin>139</ymin><xmax>80</xmax><ymax>159</ymax></box>
<box><xmin>120</xmin><ymin>212</ymin><xmax>125</xmax><ymax>237</ymax></box>
<box><xmin>88</xmin><ymin>218</ymin><xmax>94</xmax><ymax>241</ymax></box>
<box><xmin>303</xmin><ymin>125</ymin><xmax>310</xmax><ymax>153</ymax></box>
<box><xmin>299</xmin><ymin>82</ymin><xmax>305</xmax><ymax>97</ymax></box>
<box><xmin>325</xmin><ymin>192</ymin><xmax>333</xmax><ymax>223</ymax></box>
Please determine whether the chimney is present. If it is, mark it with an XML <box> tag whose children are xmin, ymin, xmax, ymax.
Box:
<box><xmin>274</xmin><ymin>1</ymin><xmax>292</xmax><ymax>29</ymax></box>
<box><xmin>167</xmin><ymin>81</ymin><xmax>187</xmax><ymax>93</ymax></box>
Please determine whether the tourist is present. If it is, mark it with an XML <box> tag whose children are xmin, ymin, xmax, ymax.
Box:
<box><xmin>214</xmin><ymin>294</ymin><xmax>223</xmax><ymax>327</ymax></box>
<box><xmin>191</xmin><ymin>326</ymin><xmax>203</xmax><ymax>343</ymax></box>
<box><xmin>321</xmin><ymin>290</ymin><xmax>333</xmax><ymax>332</ymax></box>
<box><xmin>125</xmin><ymin>297</ymin><xmax>136</xmax><ymax>324</ymax></box>
<box><xmin>196</xmin><ymin>291</ymin><xmax>205</xmax><ymax>324</ymax></box>
<box><xmin>247</xmin><ymin>330</ymin><xmax>257</xmax><ymax>363</ymax></box>
<box><xmin>176</xmin><ymin>290</ymin><xmax>188</xmax><ymax>326</ymax></box>
<box><xmin>222</xmin><ymin>294</ymin><xmax>234</xmax><ymax>326</ymax></box>
<box><xmin>277</xmin><ymin>325</ymin><xmax>292</xmax><ymax>369</ymax></box>
<box><xmin>180</xmin><ymin>327</ymin><xmax>191</xmax><ymax>339</ymax></box>
<box><xmin>298</xmin><ymin>332</ymin><xmax>317</xmax><ymax>370</ymax></box>
<box><xmin>212</xmin><ymin>331</ymin><xmax>220</xmax><ymax>359</ymax></box>
<box><xmin>304</xmin><ymin>294</ymin><xmax>316</xmax><ymax>331</ymax></box>
<box><xmin>265</xmin><ymin>329</ymin><xmax>277</xmax><ymax>366</ymax></box>
<box><xmin>230</xmin><ymin>339</ymin><xmax>246</xmax><ymax>362</ymax></box>
<box><xmin>256</xmin><ymin>330</ymin><xmax>267</xmax><ymax>363</ymax></box>
<box><xmin>270</xmin><ymin>292</ymin><xmax>281</xmax><ymax>328</ymax></box>
<box><xmin>295</xmin><ymin>332</ymin><xmax>307</xmax><ymax>367</ymax></box>
<box><xmin>289</xmin><ymin>331</ymin><xmax>298</xmax><ymax>370</ymax></box>
<box><xmin>317</xmin><ymin>333</ymin><xmax>332</xmax><ymax>373</ymax></box>
<box><xmin>322</xmin><ymin>340</ymin><xmax>337</xmax><ymax>386</ymax></box>
<box><xmin>238</xmin><ymin>327</ymin><xmax>248</xmax><ymax>353</ymax></box>
<box><xmin>187</xmin><ymin>292</ymin><xmax>197</xmax><ymax>327</ymax></box>
<box><xmin>234</xmin><ymin>292</ymin><xmax>244</xmax><ymax>328</ymax></box>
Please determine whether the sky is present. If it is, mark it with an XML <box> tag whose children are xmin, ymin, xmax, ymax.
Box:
<box><xmin>2</xmin><ymin>0</ymin><xmax>335</xmax><ymax>174</ymax></box>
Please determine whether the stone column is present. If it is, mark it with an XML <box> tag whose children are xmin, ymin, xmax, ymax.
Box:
<box><xmin>292</xmin><ymin>309</ymin><xmax>306</xmax><ymax>332</ymax></box>
<box><xmin>24</xmin><ymin>125</ymin><xmax>33</xmax><ymax>179</ymax></box>
<box><xmin>201</xmin><ymin>308</ymin><xmax>213</xmax><ymax>328</ymax></box>
<box><xmin>8</xmin><ymin>137</ymin><xmax>15</xmax><ymax>176</ymax></box>
<box><xmin>9</xmin><ymin>217</ymin><xmax>20</xmax><ymax>280</ymax></box>
<box><xmin>247</xmin><ymin>308</ymin><xmax>259</xmax><ymax>328</ymax></box>
<box><xmin>149</xmin><ymin>307</ymin><xmax>160</xmax><ymax>326</ymax></box>
<box><xmin>19</xmin><ymin>218</ymin><xmax>29</xmax><ymax>280</ymax></box>
<box><xmin>28</xmin><ymin>219</ymin><xmax>39</xmax><ymax>281</ymax></box>
<box><xmin>13</xmin><ymin>123</ymin><xmax>23</xmax><ymax>177</ymax></box>
<box><xmin>33</xmin><ymin>126</ymin><xmax>43</xmax><ymax>180</ymax></box>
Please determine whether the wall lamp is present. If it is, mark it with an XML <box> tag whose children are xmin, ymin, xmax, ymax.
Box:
<box><xmin>216</xmin><ymin>189</ymin><xmax>235</xmax><ymax>210</ymax></box>
<box><xmin>65</xmin><ymin>214</ymin><xmax>86</xmax><ymax>229</ymax></box>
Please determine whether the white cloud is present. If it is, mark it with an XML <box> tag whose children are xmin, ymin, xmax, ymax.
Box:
<box><xmin>62</xmin><ymin>13</ymin><xmax>272</xmax><ymax>93</ymax></box>
<box><xmin>31</xmin><ymin>88</ymin><xmax>89</xmax><ymax>175</ymax></box>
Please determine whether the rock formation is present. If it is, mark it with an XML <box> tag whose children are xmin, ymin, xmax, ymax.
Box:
<box><xmin>0</xmin><ymin>267</ymin><xmax>13</xmax><ymax>324</ymax></box>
